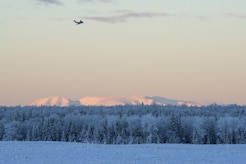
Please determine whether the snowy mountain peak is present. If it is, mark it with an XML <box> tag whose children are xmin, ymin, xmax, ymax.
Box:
<box><xmin>79</xmin><ymin>96</ymin><xmax>154</xmax><ymax>106</ymax></box>
<box><xmin>30</xmin><ymin>96</ymin><xmax>80</xmax><ymax>107</ymax></box>
<box><xmin>30</xmin><ymin>96</ymin><xmax>200</xmax><ymax>107</ymax></box>
<box><xmin>146</xmin><ymin>96</ymin><xmax>200</xmax><ymax>107</ymax></box>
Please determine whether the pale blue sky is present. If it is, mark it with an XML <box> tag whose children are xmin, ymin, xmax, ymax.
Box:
<box><xmin>0</xmin><ymin>0</ymin><xmax>246</xmax><ymax>105</ymax></box>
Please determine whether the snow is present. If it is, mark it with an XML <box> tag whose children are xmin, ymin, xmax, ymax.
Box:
<box><xmin>0</xmin><ymin>142</ymin><xmax>245</xmax><ymax>164</ymax></box>
<box><xmin>79</xmin><ymin>96</ymin><xmax>154</xmax><ymax>106</ymax></box>
<box><xmin>30</xmin><ymin>96</ymin><xmax>80</xmax><ymax>107</ymax></box>
<box><xmin>30</xmin><ymin>96</ymin><xmax>200</xmax><ymax>107</ymax></box>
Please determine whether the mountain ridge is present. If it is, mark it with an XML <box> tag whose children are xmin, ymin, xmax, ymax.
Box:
<box><xmin>30</xmin><ymin>96</ymin><xmax>200</xmax><ymax>107</ymax></box>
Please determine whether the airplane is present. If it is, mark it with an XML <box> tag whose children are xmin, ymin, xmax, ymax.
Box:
<box><xmin>74</xmin><ymin>20</ymin><xmax>83</xmax><ymax>25</ymax></box>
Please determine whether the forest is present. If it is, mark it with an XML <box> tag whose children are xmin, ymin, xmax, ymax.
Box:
<box><xmin>0</xmin><ymin>104</ymin><xmax>246</xmax><ymax>144</ymax></box>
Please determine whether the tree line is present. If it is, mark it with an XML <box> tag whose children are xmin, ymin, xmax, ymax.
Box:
<box><xmin>0</xmin><ymin>104</ymin><xmax>246</xmax><ymax>144</ymax></box>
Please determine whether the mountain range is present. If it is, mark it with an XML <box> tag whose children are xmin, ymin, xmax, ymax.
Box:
<box><xmin>30</xmin><ymin>96</ymin><xmax>201</xmax><ymax>107</ymax></box>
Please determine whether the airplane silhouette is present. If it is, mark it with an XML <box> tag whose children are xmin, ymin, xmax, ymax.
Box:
<box><xmin>74</xmin><ymin>20</ymin><xmax>83</xmax><ymax>25</ymax></box>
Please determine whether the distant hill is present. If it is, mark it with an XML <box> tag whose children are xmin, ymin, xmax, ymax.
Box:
<box><xmin>30</xmin><ymin>96</ymin><xmax>200</xmax><ymax>107</ymax></box>
<box><xmin>30</xmin><ymin>96</ymin><xmax>80</xmax><ymax>107</ymax></box>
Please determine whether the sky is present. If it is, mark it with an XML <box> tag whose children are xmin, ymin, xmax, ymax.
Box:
<box><xmin>0</xmin><ymin>0</ymin><xmax>246</xmax><ymax>106</ymax></box>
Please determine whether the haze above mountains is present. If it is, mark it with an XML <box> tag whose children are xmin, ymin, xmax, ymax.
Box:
<box><xmin>30</xmin><ymin>96</ymin><xmax>201</xmax><ymax>107</ymax></box>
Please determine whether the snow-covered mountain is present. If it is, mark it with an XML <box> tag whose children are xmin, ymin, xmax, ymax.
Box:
<box><xmin>79</xmin><ymin>96</ymin><xmax>154</xmax><ymax>106</ymax></box>
<box><xmin>30</xmin><ymin>96</ymin><xmax>200</xmax><ymax>107</ymax></box>
<box><xmin>30</xmin><ymin>96</ymin><xmax>80</xmax><ymax>107</ymax></box>
<box><xmin>146</xmin><ymin>96</ymin><xmax>200</xmax><ymax>107</ymax></box>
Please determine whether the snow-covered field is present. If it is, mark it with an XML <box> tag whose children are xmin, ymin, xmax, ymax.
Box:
<box><xmin>0</xmin><ymin>142</ymin><xmax>245</xmax><ymax>164</ymax></box>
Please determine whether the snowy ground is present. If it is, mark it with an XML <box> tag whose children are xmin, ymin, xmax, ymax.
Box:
<box><xmin>0</xmin><ymin>142</ymin><xmax>245</xmax><ymax>164</ymax></box>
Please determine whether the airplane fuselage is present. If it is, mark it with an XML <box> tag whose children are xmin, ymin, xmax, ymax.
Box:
<box><xmin>74</xmin><ymin>20</ymin><xmax>83</xmax><ymax>25</ymax></box>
